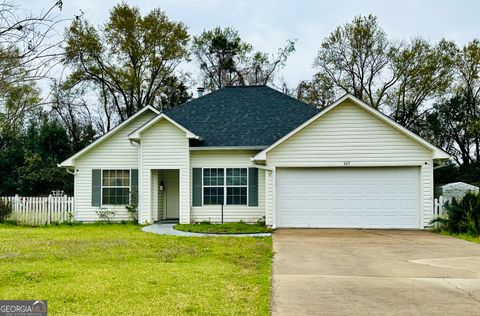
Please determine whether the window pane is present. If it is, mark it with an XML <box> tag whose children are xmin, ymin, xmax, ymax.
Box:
<box><xmin>204</xmin><ymin>176</ymin><xmax>210</xmax><ymax>186</ymax></box>
<box><xmin>233</xmin><ymin>195</ymin><xmax>240</xmax><ymax>204</ymax></box>
<box><xmin>204</xmin><ymin>168</ymin><xmax>224</xmax><ymax>187</ymax></box>
<box><xmin>102</xmin><ymin>170</ymin><xmax>111</xmax><ymax>186</ymax></box>
<box><xmin>102</xmin><ymin>188</ymin><xmax>129</xmax><ymax>205</ymax></box>
<box><xmin>239</xmin><ymin>195</ymin><xmax>247</xmax><ymax>205</ymax></box>
<box><xmin>226</xmin><ymin>168</ymin><xmax>247</xmax><ymax>186</ymax></box>
<box><xmin>226</xmin><ymin>168</ymin><xmax>234</xmax><ymax>185</ymax></box>
<box><xmin>120</xmin><ymin>170</ymin><xmax>129</xmax><ymax>186</ymax></box>
<box><xmin>217</xmin><ymin>169</ymin><xmax>224</xmax><ymax>185</ymax></box>
<box><xmin>226</xmin><ymin>186</ymin><xmax>247</xmax><ymax>205</ymax></box>
<box><xmin>203</xmin><ymin>187</ymin><xmax>224</xmax><ymax>205</ymax></box>
<box><xmin>241</xmin><ymin>168</ymin><xmax>247</xmax><ymax>185</ymax></box>
<box><xmin>102</xmin><ymin>170</ymin><xmax>130</xmax><ymax>187</ymax></box>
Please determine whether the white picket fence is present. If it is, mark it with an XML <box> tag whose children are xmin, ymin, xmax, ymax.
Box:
<box><xmin>1</xmin><ymin>195</ymin><xmax>75</xmax><ymax>225</ymax></box>
<box><xmin>433</xmin><ymin>195</ymin><xmax>446</xmax><ymax>222</ymax></box>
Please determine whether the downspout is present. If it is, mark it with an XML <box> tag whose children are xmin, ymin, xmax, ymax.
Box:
<box><xmin>272</xmin><ymin>166</ymin><xmax>277</xmax><ymax>229</ymax></box>
<box><xmin>251</xmin><ymin>158</ymin><xmax>275</xmax><ymax>228</ymax></box>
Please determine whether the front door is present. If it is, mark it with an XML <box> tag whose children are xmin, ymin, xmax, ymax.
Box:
<box><xmin>165</xmin><ymin>170</ymin><xmax>179</xmax><ymax>219</ymax></box>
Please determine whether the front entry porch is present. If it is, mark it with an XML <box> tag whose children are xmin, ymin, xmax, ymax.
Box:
<box><xmin>151</xmin><ymin>169</ymin><xmax>180</xmax><ymax>222</ymax></box>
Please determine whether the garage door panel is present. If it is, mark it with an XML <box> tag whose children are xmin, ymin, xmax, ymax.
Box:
<box><xmin>363</xmin><ymin>199</ymin><xmax>382</xmax><ymax>208</ymax></box>
<box><xmin>276</xmin><ymin>167</ymin><xmax>420</xmax><ymax>228</ymax></box>
<box><xmin>400</xmin><ymin>198</ymin><xmax>418</xmax><ymax>209</ymax></box>
<box><xmin>330</xmin><ymin>199</ymin><xmax>347</xmax><ymax>209</ymax></box>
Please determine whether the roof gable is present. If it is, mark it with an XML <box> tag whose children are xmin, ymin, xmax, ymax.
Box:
<box><xmin>164</xmin><ymin>86</ymin><xmax>320</xmax><ymax>147</ymax></box>
<box><xmin>253</xmin><ymin>94</ymin><xmax>450</xmax><ymax>161</ymax></box>
<box><xmin>128</xmin><ymin>113</ymin><xmax>201</xmax><ymax>141</ymax></box>
<box><xmin>59</xmin><ymin>106</ymin><xmax>159</xmax><ymax>167</ymax></box>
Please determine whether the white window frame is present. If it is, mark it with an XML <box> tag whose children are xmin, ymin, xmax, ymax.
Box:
<box><xmin>202</xmin><ymin>168</ymin><xmax>248</xmax><ymax>206</ymax></box>
<box><xmin>101</xmin><ymin>169</ymin><xmax>131</xmax><ymax>206</ymax></box>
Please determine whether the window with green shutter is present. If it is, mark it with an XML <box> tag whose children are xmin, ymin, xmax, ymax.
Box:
<box><xmin>101</xmin><ymin>170</ymin><xmax>130</xmax><ymax>205</ymax></box>
<box><xmin>200</xmin><ymin>168</ymin><xmax>250</xmax><ymax>206</ymax></box>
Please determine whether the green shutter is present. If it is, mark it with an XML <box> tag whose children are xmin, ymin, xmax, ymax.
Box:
<box><xmin>192</xmin><ymin>168</ymin><xmax>203</xmax><ymax>206</ymax></box>
<box><xmin>248</xmin><ymin>167</ymin><xmax>258</xmax><ymax>207</ymax></box>
<box><xmin>92</xmin><ymin>169</ymin><xmax>102</xmax><ymax>207</ymax></box>
<box><xmin>130</xmin><ymin>169</ymin><xmax>138</xmax><ymax>206</ymax></box>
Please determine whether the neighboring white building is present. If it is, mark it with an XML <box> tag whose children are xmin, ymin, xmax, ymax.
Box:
<box><xmin>59</xmin><ymin>86</ymin><xmax>450</xmax><ymax>229</ymax></box>
<box><xmin>437</xmin><ymin>182</ymin><xmax>479</xmax><ymax>203</ymax></box>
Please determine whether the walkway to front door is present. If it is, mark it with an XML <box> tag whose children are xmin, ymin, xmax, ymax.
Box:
<box><xmin>272</xmin><ymin>229</ymin><xmax>480</xmax><ymax>315</ymax></box>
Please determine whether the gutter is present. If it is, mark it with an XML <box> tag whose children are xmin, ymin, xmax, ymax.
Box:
<box><xmin>433</xmin><ymin>160</ymin><xmax>449</xmax><ymax>170</ymax></box>
<box><xmin>250</xmin><ymin>163</ymin><xmax>274</xmax><ymax>171</ymax></box>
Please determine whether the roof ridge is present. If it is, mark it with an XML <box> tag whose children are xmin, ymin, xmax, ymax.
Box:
<box><xmin>163</xmin><ymin>85</ymin><xmax>320</xmax><ymax>147</ymax></box>
<box><xmin>163</xmin><ymin>87</ymin><xmax>225</xmax><ymax>115</ymax></box>
<box><xmin>265</xmin><ymin>85</ymin><xmax>319</xmax><ymax>110</ymax></box>
<box><xmin>223</xmin><ymin>85</ymin><xmax>267</xmax><ymax>88</ymax></box>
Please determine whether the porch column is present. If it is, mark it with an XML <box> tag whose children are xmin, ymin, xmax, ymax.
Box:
<box><xmin>179</xmin><ymin>167</ymin><xmax>191</xmax><ymax>224</ymax></box>
<box><xmin>139</xmin><ymin>168</ymin><xmax>152</xmax><ymax>224</ymax></box>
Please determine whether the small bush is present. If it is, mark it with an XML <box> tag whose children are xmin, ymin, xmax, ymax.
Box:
<box><xmin>432</xmin><ymin>192</ymin><xmax>480</xmax><ymax>236</ymax></box>
<box><xmin>125</xmin><ymin>190</ymin><xmax>138</xmax><ymax>222</ymax></box>
<box><xmin>0</xmin><ymin>199</ymin><xmax>13</xmax><ymax>222</ymax></box>
<box><xmin>256</xmin><ymin>216</ymin><xmax>266</xmax><ymax>226</ymax></box>
<box><xmin>96</xmin><ymin>207</ymin><xmax>116</xmax><ymax>224</ymax></box>
<box><xmin>125</xmin><ymin>205</ymin><xmax>137</xmax><ymax>222</ymax></box>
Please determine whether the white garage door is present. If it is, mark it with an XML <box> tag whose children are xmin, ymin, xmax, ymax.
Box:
<box><xmin>276</xmin><ymin>167</ymin><xmax>420</xmax><ymax>228</ymax></box>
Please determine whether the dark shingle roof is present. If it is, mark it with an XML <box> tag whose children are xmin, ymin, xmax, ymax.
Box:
<box><xmin>165</xmin><ymin>85</ymin><xmax>320</xmax><ymax>147</ymax></box>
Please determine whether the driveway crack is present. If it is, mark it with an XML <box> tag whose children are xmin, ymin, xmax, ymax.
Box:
<box><xmin>443</xmin><ymin>278</ymin><xmax>480</xmax><ymax>305</ymax></box>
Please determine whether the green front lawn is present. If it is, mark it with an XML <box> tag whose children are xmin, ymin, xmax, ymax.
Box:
<box><xmin>0</xmin><ymin>224</ymin><xmax>272</xmax><ymax>315</ymax></box>
<box><xmin>175</xmin><ymin>222</ymin><xmax>273</xmax><ymax>234</ymax></box>
<box><xmin>440</xmin><ymin>231</ymin><xmax>480</xmax><ymax>244</ymax></box>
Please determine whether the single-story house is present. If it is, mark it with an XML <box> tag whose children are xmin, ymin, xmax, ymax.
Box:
<box><xmin>59</xmin><ymin>86</ymin><xmax>450</xmax><ymax>228</ymax></box>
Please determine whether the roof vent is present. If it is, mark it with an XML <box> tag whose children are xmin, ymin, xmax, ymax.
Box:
<box><xmin>197</xmin><ymin>87</ymin><xmax>205</xmax><ymax>98</ymax></box>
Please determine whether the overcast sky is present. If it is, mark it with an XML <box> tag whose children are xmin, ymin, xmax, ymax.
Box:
<box><xmin>20</xmin><ymin>0</ymin><xmax>480</xmax><ymax>89</ymax></box>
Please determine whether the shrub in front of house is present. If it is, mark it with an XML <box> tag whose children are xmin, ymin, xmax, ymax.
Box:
<box><xmin>432</xmin><ymin>192</ymin><xmax>480</xmax><ymax>236</ymax></box>
<box><xmin>0</xmin><ymin>199</ymin><xmax>12</xmax><ymax>223</ymax></box>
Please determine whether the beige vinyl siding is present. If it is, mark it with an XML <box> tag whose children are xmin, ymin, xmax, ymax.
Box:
<box><xmin>139</xmin><ymin>119</ymin><xmax>189</xmax><ymax>223</ymax></box>
<box><xmin>74</xmin><ymin>111</ymin><xmax>157</xmax><ymax>222</ymax></box>
<box><xmin>266</xmin><ymin>101</ymin><xmax>434</xmax><ymax>228</ymax></box>
<box><xmin>267</xmin><ymin>102</ymin><xmax>433</xmax><ymax>164</ymax></box>
<box><xmin>190</xmin><ymin>150</ymin><xmax>266</xmax><ymax>223</ymax></box>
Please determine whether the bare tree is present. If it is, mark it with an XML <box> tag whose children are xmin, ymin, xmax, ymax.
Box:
<box><xmin>63</xmin><ymin>3</ymin><xmax>190</xmax><ymax>125</ymax></box>
<box><xmin>313</xmin><ymin>15</ymin><xmax>397</xmax><ymax>109</ymax></box>
<box><xmin>192</xmin><ymin>27</ymin><xmax>295</xmax><ymax>90</ymax></box>
<box><xmin>51</xmin><ymin>81</ymin><xmax>97</xmax><ymax>151</ymax></box>
<box><xmin>0</xmin><ymin>0</ymin><xmax>64</xmax><ymax>130</ymax></box>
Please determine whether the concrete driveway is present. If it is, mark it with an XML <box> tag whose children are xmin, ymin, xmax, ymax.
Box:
<box><xmin>272</xmin><ymin>229</ymin><xmax>480</xmax><ymax>315</ymax></box>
